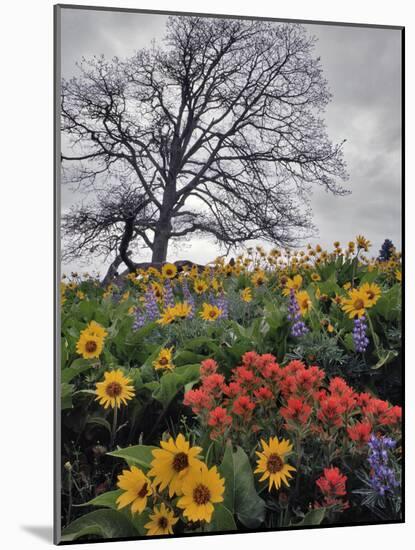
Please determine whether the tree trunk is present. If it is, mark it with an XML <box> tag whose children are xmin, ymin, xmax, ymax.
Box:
<box><xmin>119</xmin><ymin>218</ymin><xmax>137</xmax><ymax>272</ymax></box>
<box><xmin>102</xmin><ymin>254</ymin><xmax>123</xmax><ymax>286</ymax></box>
<box><xmin>151</xmin><ymin>229</ymin><xmax>169</xmax><ymax>263</ymax></box>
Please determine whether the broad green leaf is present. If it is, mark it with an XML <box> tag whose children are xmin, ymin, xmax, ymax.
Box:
<box><xmin>61</xmin><ymin>338</ymin><xmax>69</xmax><ymax>369</ymax></box>
<box><xmin>219</xmin><ymin>444</ymin><xmax>265</xmax><ymax>528</ymax></box>
<box><xmin>61</xmin><ymin>382</ymin><xmax>74</xmax><ymax>410</ymax></box>
<box><xmin>174</xmin><ymin>350</ymin><xmax>206</xmax><ymax>366</ymax></box>
<box><xmin>61</xmin><ymin>360</ymin><xmax>93</xmax><ymax>383</ymax></box>
<box><xmin>206</xmin><ymin>503</ymin><xmax>237</xmax><ymax>532</ymax></box>
<box><xmin>151</xmin><ymin>364</ymin><xmax>200</xmax><ymax>408</ymax></box>
<box><xmin>108</xmin><ymin>444</ymin><xmax>157</xmax><ymax>470</ymax></box>
<box><xmin>372</xmin><ymin>285</ymin><xmax>401</xmax><ymax>322</ymax></box>
<box><xmin>129</xmin><ymin>507</ymin><xmax>152</xmax><ymax>535</ymax></box>
<box><xmin>60</xmin><ymin>509</ymin><xmax>138</xmax><ymax>542</ymax></box>
<box><xmin>290</xmin><ymin>507</ymin><xmax>325</xmax><ymax>526</ymax></box>
<box><xmin>79</xmin><ymin>489</ymin><xmax>123</xmax><ymax>510</ymax></box>
<box><xmin>372</xmin><ymin>349</ymin><xmax>399</xmax><ymax>370</ymax></box>
<box><xmin>86</xmin><ymin>416</ymin><xmax>112</xmax><ymax>433</ymax></box>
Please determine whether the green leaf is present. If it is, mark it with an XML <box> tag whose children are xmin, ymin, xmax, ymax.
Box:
<box><xmin>372</xmin><ymin>285</ymin><xmax>401</xmax><ymax>322</ymax></box>
<box><xmin>290</xmin><ymin>507</ymin><xmax>326</xmax><ymax>526</ymax></box>
<box><xmin>174</xmin><ymin>350</ymin><xmax>206</xmax><ymax>366</ymax></box>
<box><xmin>151</xmin><ymin>364</ymin><xmax>200</xmax><ymax>408</ymax></box>
<box><xmin>206</xmin><ymin>503</ymin><xmax>237</xmax><ymax>532</ymax></box>
<box><xmin>108</xmin><ymin>444</ymin><xmax>157</xmax><ymax>470</ymax></box>
<box><xmin>79</xmin><ymin>489</ymin><xmax>123</xmax><ymax>510</ymax></box>
<box><xmin>61</xmin><ymin>382</ymin><xmax>74</xmax><ymax>410</ymax></box>
<box><xmin>60</xmin><ymin>509</ymin><xmax>138</xmax><ymax>542</ymax></box>
<box><xmin>61</xmin><ymin>359</ymin><xmax>93</xmax><ymax>383</ymax></box>
<box><xmin>86</xmin><ymin>416</ymin><xmax>112</xmax><ymax>433</ymax></box>
<box><xmin>372</xmin><ymin>349</ymin><xmax>399</xmax><ymax>369</ymax></box>
<box><xmin>219</xmin><ymin>444</ymin><xmax>265</xmax><ymax>528</ymax></box>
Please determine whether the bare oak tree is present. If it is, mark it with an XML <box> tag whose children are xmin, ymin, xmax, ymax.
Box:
<box><xmin>61</xmin><ymin>17</ymin><xmax>348</xmax><ymax>269</ymax></box>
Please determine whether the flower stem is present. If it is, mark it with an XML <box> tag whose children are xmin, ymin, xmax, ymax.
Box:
<box><xmin>110</xmin><ymin>405</ymin><xmax>118</xmax><ymax>449</ymax></box>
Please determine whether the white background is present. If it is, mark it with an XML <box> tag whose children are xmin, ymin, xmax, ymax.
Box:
<box><xmin>0</xmin><ymin>0</ymin><xmax>411</xmax><ymax>548</ymax></box>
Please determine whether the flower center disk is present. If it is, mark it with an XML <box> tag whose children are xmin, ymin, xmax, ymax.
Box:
<box><xmin>86</xmin><ymin>340</ymin><xmax>97</xmax><ymax>352</ymax></box>
<box><xmin>267</xmin><ymin>453</ymin><xmax>284</xmax><ymax>473</ymax></box>
<box><xmin>106</xmin><ymin>381</ymin><xmax>122</xmax><ymax>397</ymax></box>
<box><xmin>138</xmin><ymin>482</ymin><xmax>148</xmax><ymax>498</ymax></box>
<box><xmin>193</xmin><ymin>483</ymin><xmax>211</xmax><ymax>505</ymax></box>
<box><xmin>172</xmin><ymin>452</ymin><xmax>189</xmax><ymax>472</ymax></box>
<box><xmin>158</xmin><ymin>516</ymin><xmax>168</xmax><ymax>528</ymax></box>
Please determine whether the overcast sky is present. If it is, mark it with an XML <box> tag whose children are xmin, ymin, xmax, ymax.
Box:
<box><xmin>59</xmin><ymin>8</ymin><xmax>402</xmax><ymax>276</ymax></box>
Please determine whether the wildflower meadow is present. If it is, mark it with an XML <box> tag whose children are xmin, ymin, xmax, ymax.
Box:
<box><xmin>59</xmin><ymin>237</ymin><xmax>402</xmax><ymax>541</ymax></box>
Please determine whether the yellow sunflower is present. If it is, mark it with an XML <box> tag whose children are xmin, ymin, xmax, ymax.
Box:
<box><xmin>86</xmin><ymin>320</ymin><xmax>108</xmax><ymax>339</ymax></box>
<box><xmin>360</xmin><ymin>282</ymin><xmax>381</xmax><ymax>307</ymax></box>
<box><xmin>174</xmin><ymin>302</ymin><xmax>193</xmax><ymax>319</ymax></box>
<box><xmin>144</xmin><ymin>503</ymin><xmax>178</xmax><ymax>536</ymax></box>
<box><xmin>194</xmin><ymin>279</ymin><xmax>208</xmax><ymax>294</ymax></box>
<box><xmin>311</xmin><ymin>273</ymin><xmax>321</xmax><ymax>282</ymax></box>
<box><xmin>116</xmin><ymin>466</ymin><xmax>152</xmax><ymax>514</ymax></box>
<box><xmin>153</xmin><ymin>347</ymin><xmax>174</xmax><ymax>371</ymax></box>
<box><xmin>282</xmin><ymin>274</ymin><xmax>303</xmax><ymax>296</ymax></box>
<box><xmin>148</xmin><ymin>434</ymin><xmax>203</xmax><ymax>497</ymax></box>
<box><xmin>395</xmin><ymin>270</ymin><xmax>402</xmax><ymax>282</ymax></box>
<box><xmin>95</xmin><ymin>369</ymin><xmax>135</xmax><ymax>409</ymax></box>
<box><xmin>177</xmin><ymin>463</ymin><xmax>225</xmax><ymax>523</ymax></box>
<box><xmin>162</xmin><ymin>263</ymin><xmax>178</xmax><ymax>279</ymax></box>
<box><xmin>76</xmin><ymin>320</ymin><xmax>108</xmax><ymax>359</ymax></box>
<box><xmin>356</xmin><ymin>235</ymin><xmax>371</xmax><ymax>251</ymax></box>
<box><xmin>151</xmin><ymin>282</ymin><xmax>164</xmax><ymax>301</ymax></box>
<box><xmin>341</xmin><ymin>288</ymin><xmax>370</xmax><ymax>319</ymax></box>
<box><xmin>76</xmin><ymin>332</ymin><xmax>104</xmax><ymax>359</ymax></box>
<box><xmin>157</xmin><ymin>307</ymin><xmax>177</xmax><ymax>326</ymax></box>
<box><xmin>240</xmin><ymin>287</ymin><xmax>253</xmax><ymax>303</ymax></box>
<box><xmin>255</xmin><ymin>437</ymin><xmax>296</xmax><ymax>491</ymax></box>
<box><xmin>251</xmin><ymin>270</ymin><xmax>267</xmax><ymax>287</ymax></box>
<box><xmin>199</xmin><ymin>303</ymin><xmax>222</xmax><ymax>322</ymax></box>
<box><xmin>295</xmin><ymin>290</ymin><xmax>312</xmax><ymax>316</ymax></box>
<box><xmin>211</xmin><ymin>278</ymin><xmax>224</xmax><ymax>294</ymax></box>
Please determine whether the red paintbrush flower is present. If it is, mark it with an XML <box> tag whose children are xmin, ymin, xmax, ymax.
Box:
<box><xmin>317</xmin><ymin>396</ymin><xmax>346</xmax><ymax>428</ymax></box>
<box><xmin>356</xmin><ymin>392</ymin><xmax>372</xmax><ymax>408</ymax></box>
<box><xmin>200</xmin><ymin>358</ymin><xmax>218</xmax><ymax>378</ymax></box>
<box><xmin>316</xmin><ymin>466</ymin><xmax>347</xmax><ymax>498</ymax></box>
<box><xmin>208</xmin><ymin>406</ymin><xmax>232</xmax><ymax>428</ymax></box>
<box><xmin>234</xmin><ymin>366</ymin><xmax>257</xmax><ymax>387</ymax></box>
<box><xmin>202</xmin><ymin>373</ymin><xmax>225</xmax><ymax>397</ymax></box>
<box><xmin>279</xmin><ymin>374</ymin><xmax>298</xmax><ymax>399</ymax></box>
<box><xmin>254</xmin><ymin>386</ymin><xmax>274</xmax><ymax>403</ymax></box>
<box><xmin>223</xmin><ymin>381</ymin><xmax>243</xmax><ymax>398</ymax></box>
<box><xmin>232</xmin><ymin>395</ymin><xmax>255</xmax><ymax>416</ymax></box>
<box><xmin>183</xmin><ymin>388</ymin><xmax>213</xmax><ymax>414</ymax></box>
<box><xmin>285</xmin><ymin>359</ymin><xmax>307</xmax><ymax>375</ymax></box>
<box><xmin>241</xmin><ymin>351</ymin><xmax>261</xmax><ymax>369</ymax></box>
<box><xmin>280</xmin><ymin>397</ymin><xmax>312</xmax><ymax>425</ymax></box>
<box><xmin>379</xmin><ymin>405</ymin><xmax>402</xmax><ymax>426</ymax></box>
<box><xmin>347</xmin><ymin>420</ymin><xmax>373</xmax><ymax>444</ymax></box>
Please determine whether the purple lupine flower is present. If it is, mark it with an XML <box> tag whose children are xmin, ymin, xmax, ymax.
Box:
<box><xmin>181</xmin><ymin>278</ymin><xmax>195</xmax><ymax>318</ymax></box>
<box><xmin>163</xmin><ymin>278</ymin><xmax>175</xmax><ymax>309</ymax></box>
<box><xmin>353</xmin><ymin>315</ymin><xmax>369</xmax><ymax>352</ymax></box>
<box><xmin>368</xmin><ymin>435</ymin><xmax>400</xmax><ymax>496</ymax></box>
<box><xmin>216</xmin><ymin>292</ymin><xmax>228</xmax><ymax>320</ymax></box>
<box><xmin>133</xmin><ymin>310</ymin><xmax>146</xmax><ymax>331</ymax></box>
<box><xmin>132</xmin><ymin>287</ymin><xmax>160</xmax><ymax>331</ymax></box>
<box><xmin>144</xmin><ymin>287</ymin><xmax>160</xmax><ymax>321</ymax></box>
<box><xmin>287</xmin><ymin>289</ymin><xmax>308</xmax><ymax>337</ymax></box>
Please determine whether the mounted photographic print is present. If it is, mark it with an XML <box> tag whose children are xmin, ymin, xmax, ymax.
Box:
<box><xmin>54</xmin><ymin>4</ymin><xmax>404</xmax><ymax>545</ymax></box>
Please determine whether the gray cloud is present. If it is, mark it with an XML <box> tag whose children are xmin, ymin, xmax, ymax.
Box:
<box><xmin>59</xmin><ymin>8</ymin><xmax>402</xmax><ymax>275</ymax></box>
